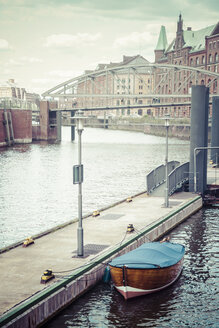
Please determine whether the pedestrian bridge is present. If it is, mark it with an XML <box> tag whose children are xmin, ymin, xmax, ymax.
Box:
<box><xmin>42</xmin><ymin>63</ymin><xmax>219</xmax><ymax>112</ymax></box>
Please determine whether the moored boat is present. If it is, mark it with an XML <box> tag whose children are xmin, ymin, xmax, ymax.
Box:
<box><xmin>109</xmin><ymin>241</ymin><xmax>185</xmax><ymax>300</ymax></box>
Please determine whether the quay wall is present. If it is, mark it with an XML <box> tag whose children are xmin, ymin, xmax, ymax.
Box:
<box><xmin>84</xmin><ymin>117</ymin><xmax>212</xmax><ymax>141</ymax></box>
<box><xmin>0</xmin><ymin>195</ymin><xmax>202</xmax><ymax>328</ymax></box>
<box><xmin>108</xmin><ymin>121</ymin><xmax>212</xmax><ymax>141</ymax></box>
<box><xmin>0</xmin><ymin>109</ymin><xmax>32</xmax><ymax>147</ymax></box>
<box><xmin>0</xmin><ymin>102</ymin><xmax>59</xmax><ymax>147</ymax></box>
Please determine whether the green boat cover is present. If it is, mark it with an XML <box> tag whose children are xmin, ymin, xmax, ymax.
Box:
<box><xmin>109</xmin><ymin>242</ymin><xmax>185</xmax><ymax>269</ymax></box>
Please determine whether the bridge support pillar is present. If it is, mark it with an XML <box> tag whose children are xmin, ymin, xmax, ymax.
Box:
<box><xmin>71</xmin><ymin>110</ymin><xmax>75</xmax><ymax>141</ymax></box>
<box><xmin>189</xmin><ymin>85</ymin><xmax>209</xmax><ymax>193</ymax></box>
<box><xmin>56</xmin><ymin>111</ymin><xmax>62</xmax><ymax>142</ymax></box>
<box><xmin>211</xmin><ymin>96</ymin><xmax>219</xmax><ymax>165</ymax></box>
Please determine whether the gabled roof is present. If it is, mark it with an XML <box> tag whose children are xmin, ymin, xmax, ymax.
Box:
<box><xmin>183</xmin><ymin>24</ymin><xmax>216</xmax><ymax>53</ymax></box>
<box><xmin>93</xmin><ymin>55</ymin><xmax>149</xmax><ymax>72</ymax></box>
<box><xmin>155</xmin><ymin>25</ymin><xmax>168</xmax><ymax>51</ymax></box>
<box><xmin>166</xmin><ymin>23</ymin><xmax>217</xmax><ymax>54</ymax></box>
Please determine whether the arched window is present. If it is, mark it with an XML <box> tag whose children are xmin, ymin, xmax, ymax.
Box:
<box><xmin>202</xmin><ymin>56</ymin><xmax>205</xmax><ymax>64</ymax></box>
<box><xmin>196</xmin><ymin>57</ymin><xmax>199</xmax><ymax>65</ymax></box>
<box><xmin>209</xmin><ymin>54</ymin><xmax>212</xmax><ymax>63</ymax></box>
<box><xmin>190</xmin><ymin>58</ymin><xmax>193</xmax><ymax>66</ymax></box>
<box><xmin>201</xmin><ymin>80</ymin><xmax>205</xmax><ymax>85</ymax></box>
<box><xmin>215</xmin><ymin>53</ymin><xmax>218</xmax><ymax>62</ymax></box>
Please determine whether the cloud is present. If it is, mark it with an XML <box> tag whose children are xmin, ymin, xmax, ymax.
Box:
<box><xmin>113</xmin><ymin>31</ymin><xmax>155</xmax><ymax>49</ymax></box>
<box><xmin>48</xmin><ymin>70</ymin><xmax>82</xmax><ymax>78</ymax></box>
<box><xmin>20</xmin><ymin>56</ymin><xmax>43</xmax><ymax>63</ymax></box>
<box><xmin>0</xmin><ymin>39</ymin><xmax>11</xmax><ymax>50</ymax></box>
<box><xmin>4</xmin><ymin>57</ymin><xmax>43</xmax><ymax>67</ymax></box>
<box><xmin>44</xmin><ymin>33</ymin><xmax>101</xmax><ymax>48</ymax></box>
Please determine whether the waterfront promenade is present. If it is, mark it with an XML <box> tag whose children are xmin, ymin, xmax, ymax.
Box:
<box><xmin>0</xmin><ymin>190</ymin><xmax>202</xmax><ymax>326</ymax></box>
<box><xmin>0</xmin><ymin>165</ymin><xmax>218</xmax><ymax>327</ymax></box>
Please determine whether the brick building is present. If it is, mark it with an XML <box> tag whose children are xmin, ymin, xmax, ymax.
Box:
<box><xmin>73</xmin><ymin>55</ymin><xmax>153</xmax><ymax>117</ymax></box>
<box><xmin>154</xmin><ymin>15</ymin><xmax>219</xmax><ymax>118</ymax></box>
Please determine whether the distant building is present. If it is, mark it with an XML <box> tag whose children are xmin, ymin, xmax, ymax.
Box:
<box><xmin>154</xmin><ymin>15</ymin><xmax>219</xmax><ymax>117</ymax></box>
<box><xmin>0</xmin><ymin>79</ymin><xmax>26</xmax><ymax>100</ymax></box>
<box><xmin>0</xmin><ymin>79</ymin><xmax>40</xmax><ymax>108</ymax></box>
<box><xmin>75</xmin><ymin>54</ymin><xmax>153</xmax><ymax>117</ymax></box>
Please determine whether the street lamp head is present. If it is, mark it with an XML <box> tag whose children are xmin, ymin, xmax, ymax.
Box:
<box><xmin>164</xmin><ymin>114</ymin><xmax>170</xmax><ymax>127</ymax></box>
<box><xmin>75</xmin><ymin>110</ymin><xmax>85</xmax><ymax>132</ymax></box>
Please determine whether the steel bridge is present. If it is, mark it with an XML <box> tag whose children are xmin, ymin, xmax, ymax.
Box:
<box><xmin>42</xmin><ymin>63</ymin><xmax>219</xmax><ymax>113</ymax></box>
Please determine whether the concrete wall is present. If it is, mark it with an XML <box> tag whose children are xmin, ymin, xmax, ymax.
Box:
<box><xmin>105</xmin><ymin>120</ymin><xmax>212</xmax><ymax>141</ymax></box>
<box><xmin>1</xmin><ymin>196</ymin><xmax>202</xmax><ymax>328</ymax></box>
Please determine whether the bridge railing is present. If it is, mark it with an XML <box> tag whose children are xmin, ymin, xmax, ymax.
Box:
<box><xmin>168</xmin><ymin>162</ymin><xmax>189</xmax><ymax>195</ymax></box>
<box><xmin>146</xmin><ymin>161</ymin><xmax>179</xmax><ymax>194</ymax></box>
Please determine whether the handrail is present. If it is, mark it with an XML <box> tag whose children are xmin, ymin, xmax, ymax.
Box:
<box><xmin>146</xmin><ymin>161</ymin><xmax>179</xmax><ymax>194</ymax></box>
<box><xmin>168</xmin><ymin>162</ymin><xmax>189</xmax><ymax>195</ymax></box>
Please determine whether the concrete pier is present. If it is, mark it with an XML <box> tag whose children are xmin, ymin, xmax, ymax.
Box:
<box><xmin>0</xmin><ymin>190</ymin><xmax>203</xmax><ymax>328</ymax></box>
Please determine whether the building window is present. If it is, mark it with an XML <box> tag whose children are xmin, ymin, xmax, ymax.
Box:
<box><xmin>213</xmin><ymin>42</ymin><xmax>216</xmax><ymax>49</ymax></box>
<box><xmin>215</xmin><ymin>53</ymin><xmax>218</xmax><ymax>62</ymax></box>
<box><xmin>196</xmin><ymin>57</ymin><xmax>199</xmax><ymax>65</ymax></box>
<box><xmin>209</xmin><ymin>42</ymin><xmax>212</xmax><ymax>50</ymax></box>
<box><xmin>201</xmin><ymin>79</ymin><xmax>205</xmax><ymax>85</ymax></box>
<box><xmin>190</xmin><ymin>58</ymin><xmax>193</xmax><ymax>66</ymax></box>
<box><xmin>139</xmin><ymin>85</ymin><xmax>143</xmax><ymax>90</ymax></box>
<box><xmin>202</xmin><ymin>56</ymin><xmax>205</xmax><ymax>64</ymax></box>
<box><xmin>209</xmin><ymin>54</ymin><xmax>212</xmax><ymax>63</ymax></box>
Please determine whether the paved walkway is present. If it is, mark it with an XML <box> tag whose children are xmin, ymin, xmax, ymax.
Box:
<box><xmin>0</xmin><ymin>191</ymin><xmax>197</xmax><ymax>316</ymax></box>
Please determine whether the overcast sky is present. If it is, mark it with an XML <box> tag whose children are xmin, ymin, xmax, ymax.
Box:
<box><xmin>0</xmin><ymin>0</ymin><xmax>218</xmax><ymax>95</ymax></box>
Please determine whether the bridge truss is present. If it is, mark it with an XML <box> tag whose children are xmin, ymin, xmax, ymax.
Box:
<box><xmin>42</xmin><ymin>63</ymin><xmax>219</xmax><ymax>117</ymax></box>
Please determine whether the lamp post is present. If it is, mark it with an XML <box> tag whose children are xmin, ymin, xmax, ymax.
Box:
<box><xmin>164</xmin><ymin>115</ymin><xmax>170</xmax><ymax>208</ymax></box>
<box><xmin>74</xmin><ymin>110</ymin><xmax>85</xmax><ymax>257</ymax></box>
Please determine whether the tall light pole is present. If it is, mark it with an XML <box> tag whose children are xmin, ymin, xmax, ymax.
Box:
<box><xmin>73</xmin><ymin>110</ymin><xmax>85</xmax><ymax>257</ymax></box>
<box><xmin>164</xmin><ymin>115</ymin><xmax>170</xmax><ymax>208</ymax></box>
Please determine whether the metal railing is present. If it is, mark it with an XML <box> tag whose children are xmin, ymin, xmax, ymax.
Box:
<box><xmin>146</xmin><ymin>161</ymin><xmax>179</xmax><ymax>194</ymax></box>
<box><xmin>168</xmin><ymin>162</ymin><xmax>189</xmax><ymax>195</ymax></box>
<box><xmin>0</xmin><ymin>97</ymin><xmax>39</xmax><ymax>111</ymax></box>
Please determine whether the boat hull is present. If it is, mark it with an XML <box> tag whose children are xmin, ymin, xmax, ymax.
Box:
<box><xmin>109</xmin><ymin>258</ymin><xmax>183</xmax><ymax>300</ymax></box>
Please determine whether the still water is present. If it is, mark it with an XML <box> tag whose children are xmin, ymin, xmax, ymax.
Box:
<box><xmin>46</xmin><ymin>207</ymin><xmax>219</xmax><ymax>328</ymax></box>
<box><xmin>0</xmin><ymin>127</ymin><xmax>189</xmax><ymax>247</ymax></box>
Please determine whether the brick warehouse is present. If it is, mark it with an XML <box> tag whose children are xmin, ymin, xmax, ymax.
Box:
<box><xmin>154</xmin><ymin>14</ymin><xmax>219</xmax><ymax>118</ymax></box>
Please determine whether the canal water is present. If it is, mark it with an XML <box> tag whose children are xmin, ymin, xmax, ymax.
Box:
<box><xmin>0</xmin><ymin>127</ymin><xmax>189</xmax><ymax>248</ymax></box>
<box><xmin>46</xmin><ymin>206</ymin><xmax>219</xmax><ymax>328</ymax></box>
